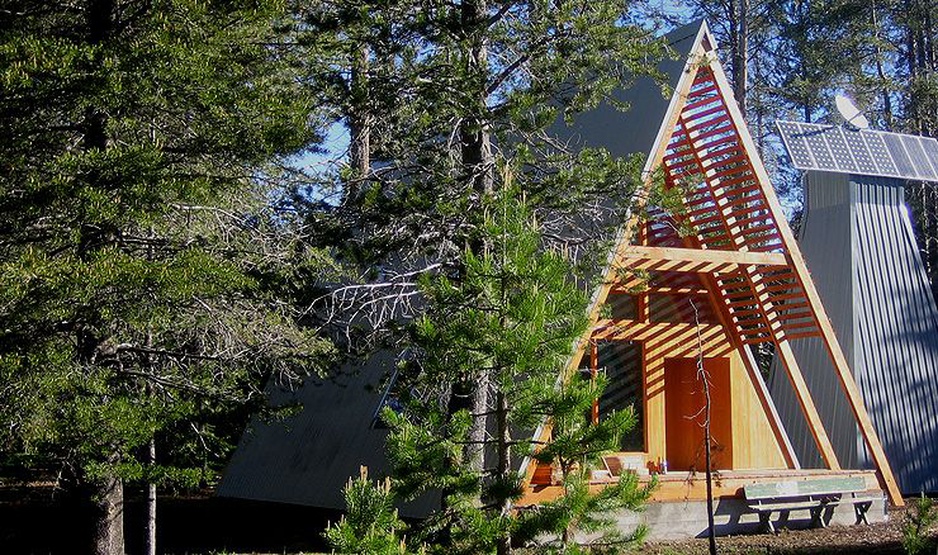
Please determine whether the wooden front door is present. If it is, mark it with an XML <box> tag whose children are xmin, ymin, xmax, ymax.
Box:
<box><xmin>664</xmin><ymin>357</ymin><xmax>733</xmax><ymax>471</ymax></box>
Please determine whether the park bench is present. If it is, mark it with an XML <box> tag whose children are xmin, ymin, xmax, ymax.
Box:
<box><xmin>744</xmin><ymin>476</ymin><xmax>882</xmax><ymax>533</ymax></box>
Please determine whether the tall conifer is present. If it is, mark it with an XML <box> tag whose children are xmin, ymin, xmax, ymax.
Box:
<box><xmin>0</xmin><ymin>2</ymin><xmax>330</xmax><ymax>553</ymax></box>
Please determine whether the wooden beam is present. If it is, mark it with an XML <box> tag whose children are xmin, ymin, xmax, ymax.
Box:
<box><xmin>618</xmin><ymin>245</ymin><xmax>788</xmax><ymax>268</ymax></box>
<box><xmin>592</xmin><ymin>319</ymin><xmax>724</xmax><ymax>341</ymax></box>
<box><xmin>618</xmin><ymin>285</ymin><xmax>710</xmax><ymax>295</ymax></box>
<box><xmin>620</xmin><ymin>258</ymin><xmax>739</xmax><ymax>275</ymax></box>
<box><xmin>706</xmin><ymin>54</ymin><xmax>904</xmax><ymax>507</ymax></box>
<box><xmin>590</xmin><ymin>342</ymin><xmax>599</xmax><ymax>424</ymax></box>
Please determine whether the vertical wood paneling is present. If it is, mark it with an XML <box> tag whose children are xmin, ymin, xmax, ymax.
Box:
<box><xmin>730</xmin><ymin>354</ymin><xmax>787</xmax><ymax>469</ymax></box>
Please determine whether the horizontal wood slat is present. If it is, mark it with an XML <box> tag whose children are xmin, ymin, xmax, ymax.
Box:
<box><xmin>618</xmin><ymin>246</ymin><xmax>788</xmax><ymax>267</ymax></box>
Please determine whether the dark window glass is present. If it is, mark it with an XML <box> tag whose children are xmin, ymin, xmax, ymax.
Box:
<box><xmin>597</xmin><ymin>340</ymin><xmax>644</xmax><ymax>452</ymax></box>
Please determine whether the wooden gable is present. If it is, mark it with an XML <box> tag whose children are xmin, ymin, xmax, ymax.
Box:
<box><xmin>520</xmin><ymin>21</ymin><xmax>903</xmax><ymax>507</ymax></box>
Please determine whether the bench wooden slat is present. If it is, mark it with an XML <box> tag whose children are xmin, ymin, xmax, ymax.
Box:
<box><xmin>744</xmin><ymin>477</ymin><xmax>881</xmax><ymax>533</ymax></box>
<box><xmin>744</xmin><ymin>476</ymin><xmax>868</xmax><ymax>500</ymax></box>
<box><xmin>749</xmin><ymin>500</ymin><xmax>825</xmax><ymax>511</ymax></box>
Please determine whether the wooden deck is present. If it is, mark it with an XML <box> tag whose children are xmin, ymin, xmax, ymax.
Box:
<box><xmin>519</xmin><ymin>468</ymin><xmax>882</xmax><ymax>506</ymax></box>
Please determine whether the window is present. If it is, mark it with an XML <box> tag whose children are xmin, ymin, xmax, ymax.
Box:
<box><xmin>371</xmin><ymin>368</ymin><xmax>404</xmax><ymax>429</ymax></box>
<box><xmin>589</xmin><ymin>340</ymin><xmax>644</xmax><ymax>452</ymax></box>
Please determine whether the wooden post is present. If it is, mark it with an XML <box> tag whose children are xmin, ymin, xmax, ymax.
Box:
<box><xmin>590</xmin><ymin>341</ymin><xmax>599</xmax><ymax>424</ymax></box>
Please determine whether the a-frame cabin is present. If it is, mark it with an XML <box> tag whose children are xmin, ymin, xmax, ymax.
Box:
<box><xmin>219</xmin><ymin>20</ymin><xmax>902</xmax><ymax>539</ymax></box>
<box><xmin>517</xmin><ymin>20</ymin><xmax>902</xmax><ymax>534</ymax></box>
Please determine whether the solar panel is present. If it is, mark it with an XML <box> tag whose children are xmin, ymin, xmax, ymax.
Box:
<box><xmin>884</xmin><ymin>134</ymin><xmax>915</xmax><ymax>177</ymax></box>
<box><xmin>776</xmin><ymin>121</ymin><xmax>938</xmax><ymax>183</ymax></box>
<box><xmin>777</xmin><ymin>121</ymin><xmax>815</xmax><ymax>168</ymax></box>
<box><xmin>922</xmin><ymin>138</ymin><xmax>938</xmax><ymax>175</ymax></box>
<box><xmin>861</xmin><ymin>131</ymin><xmax>897</xmax><ymax>175</ymax></box>
<box><xmin>903</xmin><ymin>135</ymin><xmax>936</xmax><ymax>180</ymax></box>
<box><xmin>841</xmin><ymin>129</ymin><xmax>878</xmax><ymax>175</ymax></box>
<box><xmin>825</xmin><ymin>127</ymin><xmax>857</xmax><ymax>174</ymax></box>
<box><xmin>803</xmin><ymin>127</ymin><xmax>838</xmax><ymax>170</ymax></box>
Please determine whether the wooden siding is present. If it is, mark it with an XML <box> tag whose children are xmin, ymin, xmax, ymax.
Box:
<box><xmin>729</xmin><ymin>354</ymin><xmax>787</xmax><ymax>469</ymax></box>
<box><xmin>584</xmin><ymin>319</ymin><xmax>786</xmax><ymax>475</ymax></box>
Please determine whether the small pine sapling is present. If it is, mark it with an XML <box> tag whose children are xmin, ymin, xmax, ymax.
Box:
<box><xmin>517</xmin><ymin>371</ymin><xmax>655</xmax><ymax>553</ymax></box>
<box><xmin>324</xmin><ymin>466</ymin><xmax>422</xmax><ymax>555</ymax></box>
<box><xmin>903</xmin><ymin>494</ymin><xmax>937</xmax><ymax>555</ymax></box>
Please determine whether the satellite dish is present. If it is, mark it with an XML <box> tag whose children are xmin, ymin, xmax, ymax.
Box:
<box><xmin>835</xmin><ymin>94</ymin><xmax>870</xmax><ymax>130</ymax></box>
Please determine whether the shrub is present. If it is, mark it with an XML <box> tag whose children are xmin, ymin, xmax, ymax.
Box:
<box><xmin>902</xmin><ymin>494</ymin><xmax>937</xmax><ymax>555</ymax></box>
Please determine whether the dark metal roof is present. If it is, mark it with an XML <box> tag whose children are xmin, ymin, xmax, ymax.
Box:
<box><xmin>218</xmin><ymin>20</ymin><xmax>714</xmax><ymax>512</ymax></box>
<box><xmin>549</xmin><ymin>21</ymin><xmax>705</xmax><ymax>165</ymax></box>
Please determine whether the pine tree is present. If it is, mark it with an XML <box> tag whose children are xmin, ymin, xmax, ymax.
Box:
<box><xmin>324</xmin><ymin>466</ymin><xmax>419</xmax><ymax>555</ymax></box>
<box><xmin>288</xmin><ymin>2</ymin><xmax>666</xmax><ymax>551</ymax></box>
<box><xmin>0</xmin><ymin>2</ymin><xmax>330</xmax><ymax>553</ymax></box>
<box><xmin>383</xmin><ymin>191</ymin><xmax>652</xmax><ymax>554</ymax></box>
<box><xmin>295</xmin><ymin>0</ymin><xmax>667</xmax><ymax>276</ymax></box>
<box><xmin>295</xmin><ymin>0</ymin><xmax>666</xmax><ymax>475</ymax></box>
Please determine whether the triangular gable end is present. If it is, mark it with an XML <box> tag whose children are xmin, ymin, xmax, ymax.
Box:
<box><xmin>521</xmin><ymin>21</ymin><xmax>903</xmax><ymax>507</ymax></box>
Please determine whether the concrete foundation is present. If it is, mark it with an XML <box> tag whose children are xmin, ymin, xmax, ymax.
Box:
<box><xmin>609</xmin><ymin>496</ymin><xmax>888</xmax><ymax>540</ymax></box>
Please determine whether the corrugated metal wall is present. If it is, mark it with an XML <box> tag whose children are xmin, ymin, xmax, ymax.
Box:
<box><xmin>768</xmin><ymin>172</ymin><xmax>859</xmax><ymax>471</ymax></box>
<box><xmin>768</xmin><ymin>171</ymin><xmax>938</xmax><ymax>493</ymax></box>
<box><xmin>852</xmin><ymin>175</ymin><xmax>938</xmax><ymax>492</ymax></box>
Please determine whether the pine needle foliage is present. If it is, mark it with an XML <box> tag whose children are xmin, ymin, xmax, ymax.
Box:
<box><xmin>517</xmin><ymin>469</ymin><xmax>650</xmax><ymax>554</ymax></box>
<box><xmin>903</xmin><ymin>494</ymin><xmax>938</xmax><ymax>555</ymax></box>
<box><xmin>382</xmin><ymin>190</ymin><xmax>650</xmax><ymax>554</ymax></box>
<box><xmin>324</xmin><ymin>466</ymin><xmax>423</xmax><ymax>555</ymax></box>
<box><xmin>0</xmin><ymin>0</ymin><xmax>332</xmax><ymax>549</ymax></box>
<box><xmin>289</xmin><ymin>1</ymin><xmax>668</xmax><ymax>551</ymax></box>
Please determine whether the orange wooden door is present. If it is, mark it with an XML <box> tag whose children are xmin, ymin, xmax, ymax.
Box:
<box><xmin>664</xmin><ymin>357</ymin><xmax>733</xmax><ymax>471</ymax></box>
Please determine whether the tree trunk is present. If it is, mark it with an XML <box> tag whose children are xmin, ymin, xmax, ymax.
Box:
<box><xmin>439</xmin><ymin>0</ymin><xmax>495</xmax><ymax>528</ymax></box>
<box><xmin>495</xmin><ymin>390</ymin><xmax>511</xmax><ymax>555</ymax></box>
<box><xmin>144</xmin><ymin>440</ymin><xmax>157</xmax><ymax>555</ymax></box>
<box><xmin>346</xmin><ymin>42</ymin><xmax>371</xmax><ymax>204</ymax></box>
<box><xmin>467</xmin><ymin>376</ymin><xmax>490</xmax><ymax>473</ymax></box>
<box><xmin>85</xmin><ymin>3</ymin><xmax>123</xmax><ymax>554</ymax></box>
<box><xmin>733</xmin><ymin>0</ymin><xmax>749</xmax><ymax>119</ymax></box>
<box><xmin>727</xmin><ymin>0</ymin><xmax>739</xmax><ymax>99</ymax></box>
<box><xmin>460</xmin><ymin>0</ymin><xmax>494</xmax><ymax>198</ymax></box>
<box><xmin>872</xmin><ymin>2</ymin><xmax>894</xmax><ymax>130</ymax></box>
<box><xmin>703</xmin><ymin>374</ymin><xmax>717</xmax><ymax>555</ymax></box>
<box><xmin>691</xmin><ymin>300</ymin><xmax>717</xmax><ymax>555</ymax></box>
<box><xmin>143</xmin><ymin>245</ymin><xmax>157</xmax><ymax>555</ymax></box>
<box><xmin>92</xmin><ymin>474</ymin><xmax>124</xmax><ymax>555</ymax></box>
<box><xmin>455</xmin><ymin>0</ymin><xmax>494</xmax><ymax>477</ymax></box>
